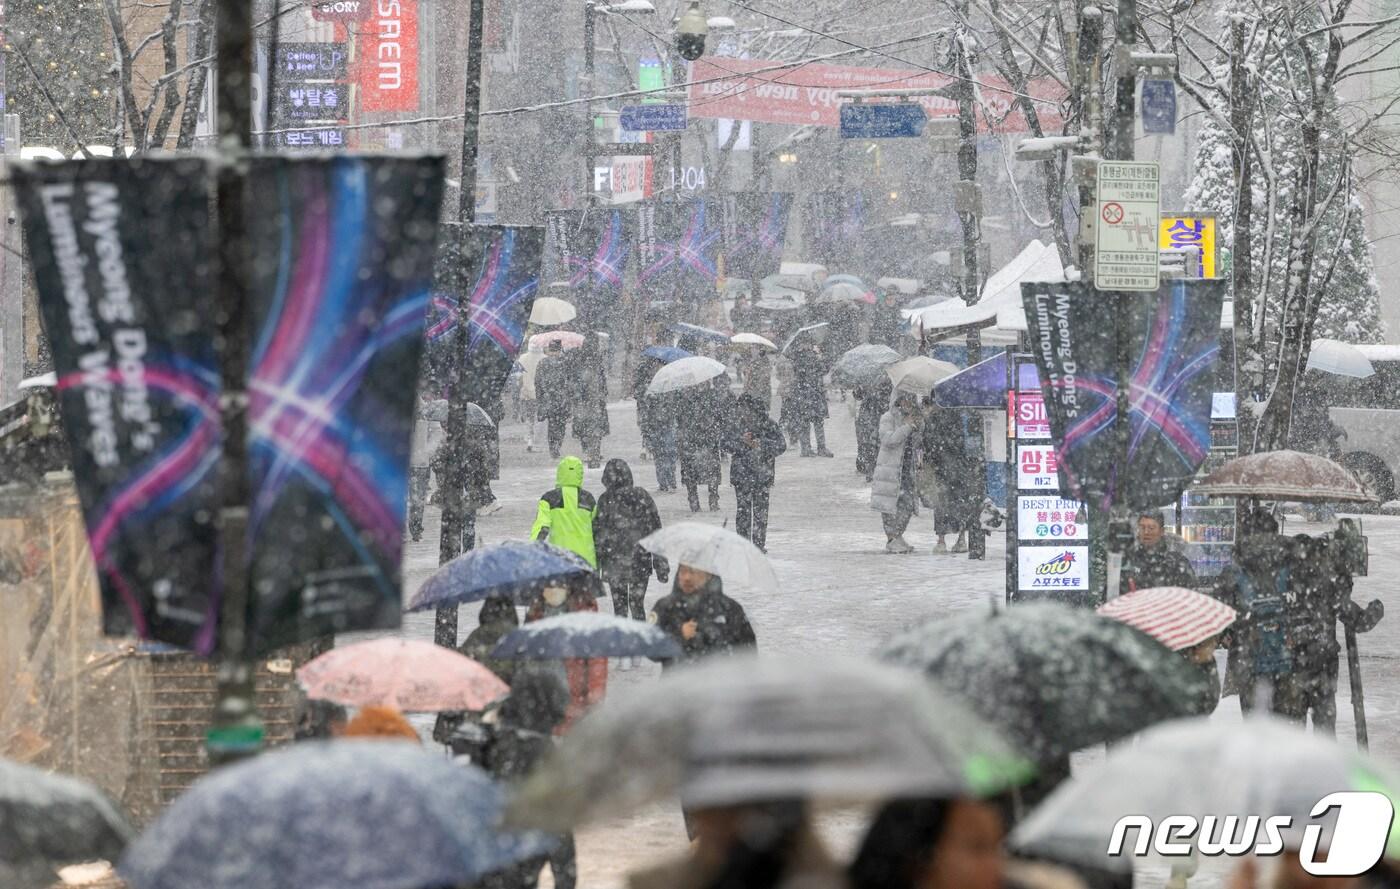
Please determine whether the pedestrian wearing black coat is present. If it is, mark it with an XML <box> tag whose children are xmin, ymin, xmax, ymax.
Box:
<box><xmin>650</xmin><ymin>565</ymin><xmax>757</xmax><ymax>670</ymax></box>
<box><xmin>570</xmin><ymin>333</ymin><xmax>610</xmax><ymax>468</ymax></box>
<box><xmin>536</xmin><ymin>342</ymin><xmax>573</xmax><ymax>459</ymax></box>
<box><xmin>723</xmin><ymin>395</ymin><xmax>787</xmax><ymax>552</ymax></box>
<box><xmin>789</xmin><ymin>341</ymin><xmax>832</xmax><ymax>457</ymax></box>
<box><xmin>677</xmin><ymin>377</ymin><xmax>730</xmax><ymax>513</ymax></box>
<box><xmin>634</xmin><ymin>353</ymin><xmax>678</xmax><ymax>492</ymax></box>
<box><xmin>921</xmin><ymin>404</ymin><xmax>982</xmax><ymax>553</ymax></box>
<box><xmin>853</xmin><ymin>378</ymin><xmax>891</xmax><ymax>482</ymax></box>
<box><xmin>1120</xmin><ymin>511</ymin><xmax>1197</xmax><ymax>595</ymax></box>
<box><xmin>453</xmin><ymin>667</ymin><xmax>576</xmax><ymax>889</ymax></box>
<box><xmin>433</xmin><ymin>596</ymin><xmax>521</xmax><ymax>744</ymax></box>
<box><xmin>593</xmin><ymin>459</ymin><xmax>669</xmax><ymax>621</ymax></box>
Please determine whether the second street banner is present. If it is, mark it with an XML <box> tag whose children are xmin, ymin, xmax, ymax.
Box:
<box><xmin>1021</xmin><ymin>279</ymin><xmax>1225</xmax><ymax>512</ymax></box>
<box><xmin>245</xmin><ymin>156</ymin><xmax>445</xmax><ymax>654</ymax></box>
<box><xmin>425</xmin><ymin>223</ymin><xmax>544</xmax><ymax>410</ymax></box>
<box><xmin>720</xmin><ymin>192</ymin><xmax>793</xmax><ymax>283</ymax></box>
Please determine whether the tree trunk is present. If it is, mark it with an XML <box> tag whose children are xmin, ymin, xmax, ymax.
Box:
<box><xmin>1229</xmin><ymin>14</ymin><xmax>1260</xmax><ymax>455</ymax></box>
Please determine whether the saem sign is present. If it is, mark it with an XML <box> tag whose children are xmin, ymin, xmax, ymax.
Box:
<box><xmin>358</xmin><ymin>0</ymin><xmax>420</xmax><ymax>112</ymax></box>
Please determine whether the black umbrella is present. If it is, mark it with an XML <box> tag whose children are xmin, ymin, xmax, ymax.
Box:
<box><xmin>878</xmin><ymin>603</ymin><xmax>1211</xmax><ymax>764</ymax></box>
<box><xmin>0</xmin><ymin>757</ymin><xmax>134</xmax><ymax>880</ymax></box>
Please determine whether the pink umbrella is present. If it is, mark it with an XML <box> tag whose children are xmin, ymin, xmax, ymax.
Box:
<box><xmin>1097</xmin><ymin>586</ymin><xmax>1237</xmax><ymax>652</ymax></box>
<box><xmin>297</xmin><ymin>638</ymin><xmax>509</xmax><ymax>712</ymax></box>
<box><xmin>528</xmin><ymin>331</ymin><xmax>585</xmax><ymax>351</ymax></box>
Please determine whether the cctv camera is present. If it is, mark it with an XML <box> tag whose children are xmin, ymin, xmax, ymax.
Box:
<box><xmin>677</xmin><ymin>32</ymin><xmax>706</xmax><ymax>60</ymax></box>
<box><xmin>675</xmin><ymin>1</ymin><xmax>708</xmax><ymax>61</ymax></box>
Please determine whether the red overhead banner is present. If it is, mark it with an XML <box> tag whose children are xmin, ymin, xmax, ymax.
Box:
<box><xmin>356</xmin><ymin>0</ymin><xmax>421</xmax><ymax>112</ymax></box>
<box><xmin>687</xmin><ymin>57</ymin><xmax>1064</xmax><ymax>132</ymax></box>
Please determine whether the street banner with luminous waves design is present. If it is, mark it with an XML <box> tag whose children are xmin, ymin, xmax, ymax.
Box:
<box><xmin>1021</xmin><ymin>278</ymin><xmax>1225</xmax><ymax>512</ymax></box>
<box><xmin>720</xmin><ymin>192</ymin><xmax>793</xmax><ymax>283</ymax></box>
<box><xmin>13</xmin><ymin>158</ymin><xmax>225</xmax><ymax>653</ymax></box>
<box><xmin>637</xmin><ymin>197</ymin><xmax>724</xmax><ymax>301</ymax></box>
<box><xmin>425</xmin><ymin>223</ymin><xmax>543</xmax><ymax>410</ymax></box>
<box><xmin>542</xmin><ymin>209</ymin><xmax>630</xmax><ymax>317</ymax></box>
<box><xmin>245</xmin><ymin>156</ymin><xmax>445</xmax><ymax>653</ymax></box>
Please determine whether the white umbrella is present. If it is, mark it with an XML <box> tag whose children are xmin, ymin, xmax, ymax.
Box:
<box><xmin>1307</xmin><ymin>338</ymin><xmax>1374</xmax><ymax>378</ymax></box>
<box><xmin>639</xmin><ymin>521</ymin><xmax>778</xmax><ymax>590</ymax></box>
<box><xmin>730</xmin><ymin>332</ymin><xmax>777</xmax><ymax>351</ymax></box>
<box><xmin>815</xmin><ymin>281</ymin><xmax>871</xmax><ymax>304</ymax></box>
<box><xmin>646</xmin><ymin>356</ymin><xmax>727</xmax><ymax>396</ymax></box>
<box><xmin>528</xmin><ymin>296</ymin><xmax>577</xmax><ymax>327</ymax></box>
<box><xmin>1011</xmin><ymin>716</ymin><xmax>1400</xmax><ymax>868</ymax></box>
<box><xmin>421</xmin><ymin>400</ymin><xmax>495</xmax><ymax>428</ymax></box>
<box><xmin>886</xmin><ymin>355</ymin><xmax>959</xmax><ymax>395</ymax></box>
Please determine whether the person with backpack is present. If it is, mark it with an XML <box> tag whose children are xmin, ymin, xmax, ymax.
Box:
<box><xmin>593</xmin><ymin>458</ymin><xmax>669</xmax><ymax>623</ymax></box>
<box><xmin>1213</xmin><ymin>509</ymin><xmax>1294</xmax><ymax>714</ymax></box>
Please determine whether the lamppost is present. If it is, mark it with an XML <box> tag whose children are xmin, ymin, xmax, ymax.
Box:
<box><xmin>583</xmin><ymin>0</ymin><xmax>656</xmax><ymax>203</ymax></box>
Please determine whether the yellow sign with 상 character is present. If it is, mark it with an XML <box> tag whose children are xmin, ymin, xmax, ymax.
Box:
<box><xmin>1159</xmin><ymin>215</ymin><xmax>1217</xmax><ymax>278</ymax></box>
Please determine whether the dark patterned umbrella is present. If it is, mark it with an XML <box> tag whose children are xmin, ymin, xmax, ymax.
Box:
<box><xmin>0</xmin><ymin>757</ymin><xmax>133</xmax><ymax>881</ymax></box>
<box><xmin>120</xmin><ymin>741</ymin><xmax>552</xmax><ymax>889</ymax></box>
<box><xmin>878</xmin><ymin>603</ymin><xmax>1211</xmax><ymax>763</ymax></box>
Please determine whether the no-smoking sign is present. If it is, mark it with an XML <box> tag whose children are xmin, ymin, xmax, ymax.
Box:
<box><xmin>1094</xmin><ymin>161</ymin><xmax>1161</xmax><ymax>291</ymax></box>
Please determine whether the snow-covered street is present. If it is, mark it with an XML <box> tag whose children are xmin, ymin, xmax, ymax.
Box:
<box><xmin>378</xmin><ymin>394</ymin><xmax>1400</xmax><ymax>888</ymax></box>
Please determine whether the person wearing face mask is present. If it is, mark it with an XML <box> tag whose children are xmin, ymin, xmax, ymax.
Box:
<box><xmin>526</xmin><ymin>579</ymin><xmax>607</xmax><ymax>734</ymax></box>
<box><xmin>848</xmin><ymin>798</ymin><xmax>1010</xmax><ymax>889</ymax></box>
<box><xmin>650</xmin><ymin>564</ymin><xmax>756</xmax><ymax>670</ymax></box>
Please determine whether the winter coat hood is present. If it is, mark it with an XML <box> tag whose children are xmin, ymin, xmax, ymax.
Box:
<box><xmin>478</xmin><ymin>595</ymin><xmax>519</xmax><ymax>629</ymax></box>
<box><xmin>499</xmin><ymin>665</ymin><xmax>570</xmax><ymax>735</ymax></box>
<box><xmin>556</xmin><ymin>455</ymin><xmax>585</xmax><ymax>488</ymax></box>
<box><xmin>602</xmin><ymin>458</ymin><xmax>634</xmax><ymax>491</ymax></box>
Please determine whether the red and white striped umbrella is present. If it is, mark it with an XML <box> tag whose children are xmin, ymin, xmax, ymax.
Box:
<box><xmin>1097</xmin><ymin>587</ymin><xmax>1237</xmax><ymax>652</ymax></box>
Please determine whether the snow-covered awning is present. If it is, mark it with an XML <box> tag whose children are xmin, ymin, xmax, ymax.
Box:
<box><xmin>907</xmin><ymin>240</ymin><xmax>1064</xmax><ymax>334</ymax></box>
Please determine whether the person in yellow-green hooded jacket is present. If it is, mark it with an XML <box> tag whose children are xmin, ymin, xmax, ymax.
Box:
<box><xmin>530</xmin><ymin>455</ymin><xmax>598</xmax><ymax>567</ymax></box>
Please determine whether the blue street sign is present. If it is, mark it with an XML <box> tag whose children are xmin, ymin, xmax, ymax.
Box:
<box><xmin>838</xmin><ymin>103</ymin><xmax>928</xmax><ymax>139</ymax></box>
<box><xmin>1141</xmin><ymin>79</ymin><xmax>1177</xmax><ymax>135</ymax></box>
<box><xmin>620</xmin><ymin>103</ymin><xmax>688</xmax><ymax>132</ymax></box>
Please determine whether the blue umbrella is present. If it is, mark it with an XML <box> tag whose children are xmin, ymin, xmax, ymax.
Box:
<box><xmin>672</xmin><ymin>322</ymin><xmax>731</xmax><ymax>344</ymax></box>
<box><xmin>120</xmin><ymin>741</ymin><xmax>553</xmax><ymax>889</ymax></box>
<box><xmin>492</xmin><ymin>613</ymin><xmax>683</xmax><ymax>660</ymax></box>
<box><xmin>932</xmin><ymin>352</ymin><xmax>1041</xmax><ymax>408</ymax></box>
<box><xmin>407</xmin><ymin>541</ymin><xmax>594</xmax><ymax>610</ymax></box>
<box><xmin>642</xmin><ymin>345</ymin><xmax>692</xmax><ymax>364</ymax></box>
